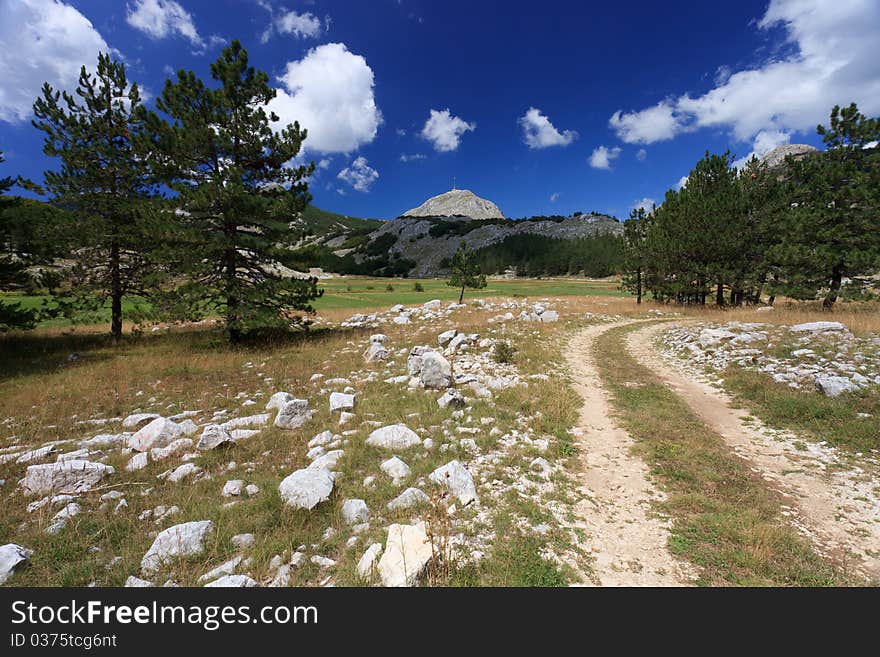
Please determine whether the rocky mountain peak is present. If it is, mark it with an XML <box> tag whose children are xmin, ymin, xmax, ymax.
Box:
<box><xmin>402</xmin><ymin>189</ymin><xmax>504</xmax><ymax>220</ymax></box>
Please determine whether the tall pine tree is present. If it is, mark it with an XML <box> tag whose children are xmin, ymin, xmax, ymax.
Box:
<box><xmin>142</xmin><ymin>41</ymin><xmax>320</xmax><ymax>343</ymax></box>
<box><xmin>447</xmin><ymin>241</ymin><xmax>487</xmax><ymax>304</ymax></box>
<box><xmin>32</xmin><ymin>53</ymin><xmax>160</xmax><ymax>342</ymax></box>
<box><xmin>621</xmin><ymin>206</ymin><xmax>649</xmax><ymax>304</ymax></box>
<box><xmin>772</xmin><ymin>103</ymin><xmax>880</xmax><ymax>308</ymax></box>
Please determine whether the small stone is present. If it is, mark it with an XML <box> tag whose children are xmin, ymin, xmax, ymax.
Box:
<box><xmin>356</xmin><ymin>543</ymin><xmax>383</xmax><ymax>581</ymax></box>
<box><xmin>386</xmin><ymin>487</ymin><xmax>429</xmax><ymax>511</ymax></box>
<box><xmin>341</xmin><ymin>499</ymin><xmax>370</xmax><ymax>525</ymax></box>
<box><xmin>278</xmin><ymin>468</ymin><xmax>334</xmax><ymax>509</ymax></box>
<box><xmin>366</xmin><ymin>424</ymin><xmax>422</xmax><ymax>450</ymax></box>
<box><xmin>329</xmin><ymin>392</ymin><xmax>356</xmax><ymax>413</ymax></box>
<box><xmin>222</xmin><ymin>480</ymin><xmax>244</xmax><ymax>497</ymax></box>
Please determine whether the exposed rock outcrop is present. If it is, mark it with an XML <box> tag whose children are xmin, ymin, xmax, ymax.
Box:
<box><xmin>402</xmin><ymin>189</ymin><xmax>503</xmax><ymax>220</ymax></box>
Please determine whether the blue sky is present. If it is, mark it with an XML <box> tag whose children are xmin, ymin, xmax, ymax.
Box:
<box><xmin>1</xmin><ymin>0</ymin><xmax>879</xmax><ymax>220</ymax></box>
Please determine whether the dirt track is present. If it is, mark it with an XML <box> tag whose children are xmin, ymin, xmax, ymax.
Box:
<box><xmin>565</xmin><ymin>322</ymin><xmax>695</xmax><ymax>586</ymax></box>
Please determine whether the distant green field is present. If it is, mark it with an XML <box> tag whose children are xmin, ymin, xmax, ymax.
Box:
<box><xmin>1</xmin><ymin>276</ymin><xmax>623</xmax><ymax>328</ymax></box>
<box><xmin>312</xmin><ymin>277</ymin><xmax>623</xmax><ymax>310</ymax></box>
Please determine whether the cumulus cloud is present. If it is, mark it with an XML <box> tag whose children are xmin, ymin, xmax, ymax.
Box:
<box><xmin>675</xmin><ymin>175</ymin><xmax>689</xmax><ymax>191</ymax></box>
<box><xmin>609</xmin><ymin>101</ymin><xmax>685</xmax><ymax>145</ymax></box>
<box><xmin>0</xmin><ymin>0</ymin><xmax>113</xmax><ymax>123</ymax></box>
<box><xmin>609</xmin><ymin>0</ymin><xmax>880</xmax><ymax>146</ymax></box>
<box><xmin>266</xmin><ymin>43</ymin><xmax>382</xmax><ymax>154</ymax></box>
<box><xmin>261</xmin><ymin>8</ymin><xmax>324</xmax><ymax>43</ymax></box>
<box><xmin>518</xmin><ymin>107</ymin><xmax>577</xmax><ymax>148</ymax></box>
<box><xmin>420</xmin><ymin>109</ymin><xmax>476</xmax><ymax>152</ymax></box>
<box><xmin>589</xmin><ymin>145</ymin><xmax>621</xmax><ymax>170</ymax></box>
<box><xmin>126</xmin><ymin>0</ymin><xmax>203</xmax><ymax>48</ymax></box>
<box><xmin>636</xmin><ymin>148</ymin><xmax>647</xmax><ymax>161</ymax></box>
<box><xmin>631</xmin><ymin>197</ymin><xmax>656</xmax><ymax>213</ymax></box>
<box><xmin>337</xmin><ymin>156</ymin><xmax>378</xmax><ymax>192</ymax></box>
<box><xmin>549</xmin><ymin>192</ymin><xmax>560</xmax><ymax>203</ymax></box>
<box><xmin>399</xmin><ymin>153</ymin><xmax>427</xmax><ymax>162</ymax></box>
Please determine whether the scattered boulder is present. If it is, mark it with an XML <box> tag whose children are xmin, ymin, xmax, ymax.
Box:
<box><xmin>377</xmin><ymin>522</ymin><xmax>433</xmax><ymax>587</ymax></box>
<box><xmin>363</xmin><ymin>342</ymin><xmax>389</xmax><ymax>363</ymax></box>
<box><xmin>124</xmin><ymin>576</ymin><xmax>153</xmax><ymax>587</ymax></box>
<box><xmin>329</xmin><ymin>392</ymin><xmax>356</xmax><ymax>413</ymax></box>
<box><xmin>406</xmin><ymin>346</ymin><xmax>433</xmax><ymax>376</ymax></box>
<box><xmin>341</xmin><ymin>499</ymin><xmax>370</xmax><ymax>525</ymax></box>
<box><xmin>380</xmin><ymin>456</ymin><xmax>411</xmax><ymax>482</ymax></box>
<box><xmin>197</xmin><ymin>424</ymin><xmax>234</xmax><ymax>450</ymax></box>
<box><xmin>141</xmin><ymin>520</ymin><xmax>214</xmax><ymax>574</ymax></box>
<box><xmin>266</xmin><ymin>392</ymin><xmax>294</xmax><ymax>411</ymax></box>
<box><xmin>150</xmin><ymin>438</ymin><xmax>194</xmax><ymax>461</ymax></box>
<box><xmin>437</xmin><ymin>389</ymin><xmax>465</xmax><ymax>409</ymax></box>
<box><xmin>0</xmin><ymin>544</ymin><xmax>32</xmax><ymax>584</ymax></box>
<box><xmin>204</xmin><ymin>574</ymin><xmax>258</xmax><ymax>588</ymax></box>
<box><xmin>438</xmin><ymin>329</ymin><xmax>458</xmax><ymax>347</ymax></box>
<box><xmin>125</xmin><ymin>452</ymin><xmax>149</xmax><ymax>472</ymax></box>
<box><xmin>231</xmin><ymin>533</ymin><xmax>255</xmax><ymax>550</ymax></box>
<box><xmin>420</xmin><ymin>351</ymin><xmax>452</xmax><ymax>389</ymax></box>
<box><xmin>790</xmin><ymin>321</ymin><xmax>850</xmax><ymax>334</ymax></box>
<box><xmin>429</xmin><ymin>460</ymin><xmax>478</xmax><ymax>505</ymax></box>
<box><xmin>539</xmin><ymin>310</ymin><xmax>559</xmax><ymax>323</ymax></box>
<box><xmin>274</xmin><ymin>399</ymin><xmax>312</xmax><ymax>429</ymax></box>
<box><xmin>222</xmin><ymin>480</ymin><xmax>244</xmax><ymax>497</ymax></box>
<box><xmin>128</xmin><ymin>417</ymin><xmax>184</xmax><ymax>452</ymax></box>
<box><xmin>815</xmin><ymin>375</ymin><xmax>858</xmax><ymax>397</ymax></box>
<box><xmin>386</xmin><ymin>487</ymin><xmax>429</xmax><ymax>511</ymax></box>
<box><xmin>366</xmin><ymin>424</ymin><xmax>422</xmax><ymax>450</ymax></box>
<box><xmin>21</xmin><ymin>460</ymin><xmax>115</xmax><ymax>496</ymax></box>
<box><xmin>278</xmin><ymin>468</ymin><xmax>334</xmax><ymax>509</ymax></box>
<box><xmin>167</xmin><ymin>463</ymin><xmax>201</xmax><ymax>483</ymax></box>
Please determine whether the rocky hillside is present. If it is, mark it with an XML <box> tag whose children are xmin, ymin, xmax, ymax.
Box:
<box><xmin>363</xmin><ymin>213</ymin><xmax>623</xmax><ymax>277</ymax></box>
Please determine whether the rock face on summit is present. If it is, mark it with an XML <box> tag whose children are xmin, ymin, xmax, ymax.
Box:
<box><xmin>402</xmin><ymin>189</ymin><xmax>504</xmax><ymax>220</ymax></box>
<box><xmin>759</xmin><ymin>144</ymin><xmax>817</xmax><ymax>168</ymax></box>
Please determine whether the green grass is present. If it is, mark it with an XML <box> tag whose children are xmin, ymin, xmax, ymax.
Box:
<box><xmin>722</xmin><ymin>368</ymin><xmax>880</xmax><ymax>454</ymax></box>
<box><xmin>2</xmin><ymin>277</ymin><xmax>623</xmax><ymax>329</ymax></box>
<box><xmin>593</xmin><ymin>322</ymin><xmax>847</xmax><ymax>586</ymax></box>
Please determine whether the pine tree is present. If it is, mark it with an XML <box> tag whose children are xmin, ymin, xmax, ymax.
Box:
<box><xmin>32</xmin><ymin>53</ymin><xmax>160</xmax><ymax>342</ymax></box>
<box><xmin>772</xmin><ymin>103</ymin><xmax>880</xmax><ymax>309</ymax></box>
<box><xmin>447</xmin><ymin>241</ymin><xmax>487</xmax><ymax>304</ymax></box>
<box><xmin>142</xmin><ymin>41</ymin><xmax>320</xmax><ymax>343</ymax></box>
<box><xmin>0</xmin><ymin>150</ymin><xmax>35</xmax><ymax>331</ymax></box>
<box><xmin>621</xmin><ymin>206</ymin><xmax>649</xmax><ymax>303</ymax></box>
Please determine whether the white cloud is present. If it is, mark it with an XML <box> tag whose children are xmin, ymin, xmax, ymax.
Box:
<box><xmin>126</xmin><ymin>0</ymin><xmax>203</xmax><ymax>48</ymax></box>
<box><xmin>731</xmin><ymin>129</ymin><xmax>791</xmax><ymax>169</ymax></box>
<box><xmin>609</xmin><ymin>1</ymin><xmax>880</xmax><ymax>146</ymax></box>
<box><xmin>518</xmin><ymin>107</ymin><xmax>577</xmax><ymax>148</ymax></box>
<box><xmin>589</xmin><ymin>145</ymin><xmax>621</xmax><ymax>170</ymax></box>
<box><xmin>399</xmin><ymin>153</ymin><xmax>427</xmax><ymax>162</ymax></box>
<box><xmin>609</xmin><ymin>101</ymin><xmax>684</xmax><ymax>145</ymax></box>
<box><xmin>266</xmin><ymin>43</ymin><xmax>382</xmax><ymax>154</ymax></box>
<box><xmin>675</xmin><ymin>175</ymin><xmax>689</xmax><ymax>191</ymax></box>
<box><xmin>636</xmin><ymin>148</ymin><xmax>647</xmax><ymax>161</ymax></box>
<box><xmin>337</xmin><ymin>156</ymin><xmax>378</xmax><ymax>192</ymax></box>
<box><xmin>317</xmin><ymin>158</ymin><xmax>331</xmax><ymax>170</ymax></box>
<box><xmin>396</xmin><ymin>128</ymin><xmax>406</xmax><ymax>137</ymax></box>
<box><xmin>277</xmin><ymin>10</ymin><xmax>322</xmax><ymax>38</ymax></box>
<box><xmin>631</xmin><ymin>197</ymin><xmax>655</xmax><ymax>213</ymax></box>
<box><xmin>0</xmin><ymin>0</ymin><xmax>112</xmax><ymax>123</ymax></box>
<box><xmin>420</xmin><ymin>109</ymin><xmax>475</xmax><ymax>152</ymax></box>
<box><xmin>549</xmin><ymin>192</ymin><xmax>560</xmax><ymax>203</ymax></box>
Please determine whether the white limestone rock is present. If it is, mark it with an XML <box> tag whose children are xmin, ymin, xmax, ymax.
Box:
<box><xmin>128</xmin><ymin>417</ymin><xmax>184</xmax><ymax>452</ymax></box>
<box><xmin>329</xmin><ymin>392</ymin><xmax>355</xmax><ymax>413</ymax></box>
<box><xmin>0</xmin><ymin>544</ymin><xmax>32</xmax><ymax>584</ymax></box>
<box><xmin>278</xmin><ymin>468</ymin><xmax>334</xmax><ymax>509</ymax></box>
<box><xmin>386</xmin><ymin>487</ymin><xmax>429</xmax><ymax>511</ymax></box>
<box><xmin>420</xmin><ymin>351</ymin><xmax>452</xmax><ymax>389</ymax></box>
<box><xmin>341</xmin><ymin>499</ymin><xmax>370</xmax><ymax>525</ymax></box>
<box><xmin>377</xmin><ymin>522</ymin><xmax>434</xmax><ymax>587</ymax></box>
<box><xmin>274</xmin><ymin>399</ymin><xmax>312</xmax><ymax>429</ymax></box>
<box><xmin>21</xmin><ymin>460</ymin><xmax>114</xmax><ymax>496</ymax></box>
<box><xmin>197</xmin><ymin>424</ymin><xmax>234</xmax><ymax>450</ymax></box>
<box><xmin>141</xmin><ymin>520</ymin><xmax>214</xmax><ymax>574</ymax></box>
<box><xmin>366</xmin><ymin>424</ymin><xmax>422</xmax><ymax>450</ymax></box>
<box><xmin>429</xmin><ymin>460</ymin><xmax>478</xmax><ymax>505</ymax></box>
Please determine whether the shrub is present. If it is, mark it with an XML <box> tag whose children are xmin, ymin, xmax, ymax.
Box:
<box><xmin>385</xmin><ymin>284</ymin><xmax>394</xmax><ymax>292</ymax></box>
<box><xmin>493</xmin><ymin>340</ymin><xmax>517</xmax><ymax>364</ymax></box>
<box><xmin>412</xmin><ymin>282</ymin><xmax>424</xmax><ymax>292</ymax></box>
